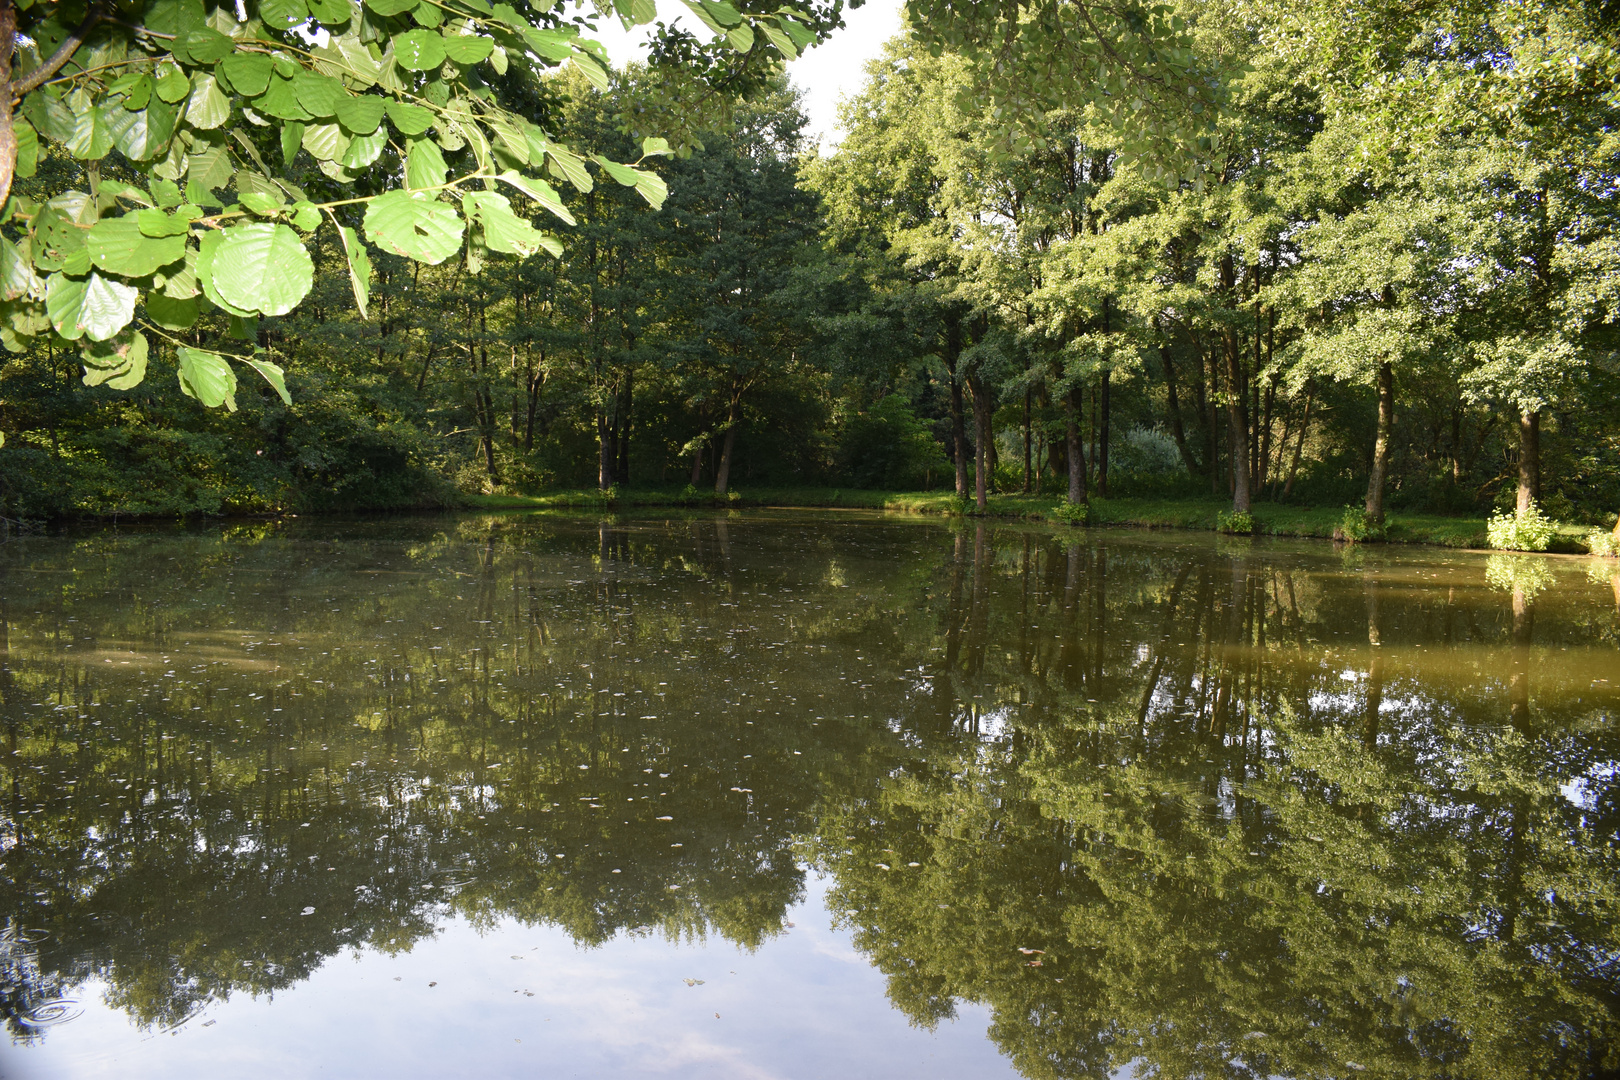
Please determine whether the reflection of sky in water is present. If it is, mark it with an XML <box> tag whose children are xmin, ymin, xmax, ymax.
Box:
<box><xmin>7</xmin><ymin>877</ymin><xmax>1019</xmax><ymax>1080</ymax></box>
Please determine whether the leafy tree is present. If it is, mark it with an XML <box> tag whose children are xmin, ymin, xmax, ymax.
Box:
<box><xmin>0</xmin><ymin>0</ymin><xmax>825</xmax><ymax>441</ymax></box>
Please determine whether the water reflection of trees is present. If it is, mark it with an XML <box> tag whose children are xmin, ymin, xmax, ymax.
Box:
<box><xmin>2</xmin><ymin>516</ymin><xmax>1618</xmax><ymax>1078</ymax></box>
<box><xmin>0</xmin><ymin>515</ymin><xmax>921</xmax><ymax>1031</ymax></box>
<box><xmin>815</xmin><ymin>528</ymin><xmax>1620</xmax><ymax>1080</ymax></box>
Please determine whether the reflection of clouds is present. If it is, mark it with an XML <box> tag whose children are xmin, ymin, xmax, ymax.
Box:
<box><xmin>27</xmin><ymin>885</ymin><xmax>1014</xmax><ymax>1078</ymax></box>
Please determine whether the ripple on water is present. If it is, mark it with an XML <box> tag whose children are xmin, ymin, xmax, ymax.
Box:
<box><xmin>17</xmin><ymin>999</ymin><xmax>83</xmax><ymax>1027</ymax></box>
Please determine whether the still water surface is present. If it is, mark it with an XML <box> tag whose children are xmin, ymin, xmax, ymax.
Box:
<box><xmin>2</xmin><ymin>511</ymin><xmax>1618</xmax><ymax>1079</ymax></box>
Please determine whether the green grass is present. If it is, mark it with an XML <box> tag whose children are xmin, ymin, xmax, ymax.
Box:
<box><xmin>464</xmin><ymin>487</ymin><xmax>1599</xmax><ymax>552</ymax></box>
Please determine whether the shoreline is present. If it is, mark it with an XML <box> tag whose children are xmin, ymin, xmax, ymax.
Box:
<box><xmin>7</xmin><ymin>488</ymin><xmax>1604</xmax><ymax>556</ymax></box>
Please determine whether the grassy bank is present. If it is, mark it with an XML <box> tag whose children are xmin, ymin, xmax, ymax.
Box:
<box><xmin>464</xmin><ymin>487</ymin><xmax>1602</xmax><ymax>551</ymax></box>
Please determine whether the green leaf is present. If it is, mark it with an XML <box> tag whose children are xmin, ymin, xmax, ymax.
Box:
<box><xmin>495</xmin><ymin>171</ymin><xmax>575</xmax><ymax>225</ymax></box>
<box><xmin>724</xmin><ymin>24</ymin><xmax>754</xmax><ymax>51</ymax></box>
<box><xmin>442</xmin><ymin>33</ymin><xmax>494</xmax><ymax>64</ymax></box>
<box><xmin>49</xmin><ymin>271</ymin><xmax>138</xmax><ymax>341</ymax></box>
<box><xmin>105</xmin><ymin>99</ymin><xmax>174</xmax><ymax>161</ymax></box>
<box><xmin>244</xmin><ymin>356</ymin><xmax>292</xmax><ymax>404</ymax></box>
<box><xmin>186</xmin><ymin>73</ymin><xmax>231</xmax><ymax>130</ymax></box>
<box><xmin>81</xmin><ymin>330</ymin><xmax>149</xmax><ymax>389</ymax></box>
<box><xmin>86</xmin><ymin>216</ymin><xmax>187</xmax><ymax>277</ymax></box>
<box><xmin>238</xmin><ymin>191</ymin><xmax>285</xmax><ymax>216</ymax></box>
<box><xmin>523</xmin><ymin>29</ymin><xmax>575</xmax><ymax>60</ymax></box>
<box><xmin>258</xmin><ymin>0</ymin><xmax>309</xmax><ymax>30</ymax></box>
<box><xmin>14</xmin><ymin>119</ymin><xmax>37</xmax><ymax>178</ymax></box>
<box><xmin>281</xmin><ymin>121</ymin><xmax>305</xmax><ymax>167</ymax></box>
<box><xmin>338</xmin><ymin>127</ymin><xmax>385</xmax><ymax>170</ymax></box>
<box><xmin>45</xmin><ymin>274</ymin><xmax>86</xmax><ymax>339</ymax></box>
<box><xmin>395</xmin><ymin>29</ymin><xmax>448</xmax><ymax>70</ymax></box>
<box><xmin>176</xmin><ymin>346</ymin><xmax>238</xmax><ymax>411</ymax></box>
<box><xmin>301</xmin><ymin>122</ymin><xmax>351</xmax><ymax>162</ymax></box>
<box><xmin>150</xmin><ymin>179</ymin><xmax>184</xmax><ymax>208</ymax></box>
<box><xmin>308</xmin><ymin>0</ymin><xmax>351</xmax><ymax>23</ymax></box>
<box><xmin>679</xmin><ymin>0</ymin><xmax>723</xmax><ymax>32</ymax></box>
<box><xmin>34</xmin><ymin>205</ymin><xmax>87</xmax><ymax>272</ymax></box>
<box><xmin>411</xmin><ymin>0</ymin><xmax>443</xmax><ymax>27</ymax></box>
<box><xmin>336</xmin><ymin>222</ymin><xmax>371</xmax><ymax>318</ymax></box>
<box><xmin>336</xmin><ymin>94</ymin><xmax>385</xmax><ymax>134</ymax></box>
<box><xmin>759</xmin><ymin>22</ymin><xmax>796</xmax><ymax>59</ymax></box>
<box><xmin>570</xmin><ymin>55</ymin><xmax>610</xmax><ymax>91</ymax></box>
<box><xmin>80</xmin><ymin>273</ymin><xmax>140</xmax><ymax>341</ymax></box>
<box><xmin>0</xmin><ymin>237</ymin><xmax>39</xmax><ymax>301</ymax></box>
<box><xmin>195</xmin><ymin>229</ymin><xmax>256</xmax><ymax>316</ymax></box>
<box><xmin>68</xmin><ymin>103</ymin><xmax>114</xmax><ymax>160</ymax></box>
<box><xmin>290</xmin><ymin>202</ymin><xmax>321</xmax><ymax>231</ymax></box>
<box><xmin>145</xmin><ymin>291</ymin><xmax>199</xmax><ymax>329</ymax></box>
<box><xmin>545</xmin><ymin>145</ymin><xmax>592</xmax><ymax>192</ymax></box>
<box><xmin>155</xmin><ymin>66</ymin><xmax>192</xmax><ymax>104</ymax></box>
<box><xmin>362</xmin><ymin>190</ymin><xmax>464</xmax><ymax>264</ymax></box>
<box><xmin>700</xmin><ymin>0</ymin><xmax>743</xmax><ymax>25</ymax></box>
<box><xmin>294</xmin><ymin>71</ymin><xmax>346</xmax><ymax>117</ymax></box>
<box><xmin>406</xmin><ymin>137</ymin><xmax>448</xmax><ymax>190</ymax></box>
<box><xmin>187</xmin><ymin>141</ymin><xmax>233</xmax><ymax>190</ymax></box>
<box><xmin>629</xmin><ymin>0</ymin><xmax>656</xmax><ymax>22</ymax></box>
<box><xmin>257</xmin><ymin>72</ymin><xmax>314</xmax><ymax>121</ymax></box>
<box><xmin>594</xmin><ymin>155</ymin><xmax>640</xmax><ymax>187</ymax></box>
<box><xmin>211</xmin><ymin>222</ymin><xmax>315</xmax><ymax>316</ymax></box>
<box><xmin>385</xmin><ymin>99</ymin><xmax>434</xmax><ymax>135</ymax></box>
<box><xmin>177</xmin><ymin>27</ymin><xmax>234</xmax><ymax>64</ymax></box>
<box><xmin>222</xmin><ymin>53</ymin><xmax>275</xmax><ymax>97</ymax></box>
<box><xmin>138</xmin><ymin>206</ymin><xmax>199</xmax><ymax>237</ymax></box>
<box><xmin>364</xmin><ymin>0</ymin><xmax>418</xmax><ymax>13</ymax></box>
<box><xmin>632</xmin><ymin>170</ymin><xmax>667</xmax><ymax>209</ymax></box>
<box><xmin>779</xmin><ymin>16</ymin><xmax>813</xmax><ymax>49</ymax></box>
<box><xmin>462</xmin><ymin>191</ymin><xmax>546</xmax><ymax>256</ymax></box>
<box><xmin>162</xmin><ymin>247</ymin><xmax>200</xmax><ymax>298</ymax></box>
<box><xmin>640</xmin><ymin>136</ymin><xmax>671</xmax><ymax>158</ymax></box>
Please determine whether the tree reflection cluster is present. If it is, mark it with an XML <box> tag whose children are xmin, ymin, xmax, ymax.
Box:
<box><xmin>2</xmin><ymin>514</ymin><xmax>1617</xmax><ymax>1078</ymax></box>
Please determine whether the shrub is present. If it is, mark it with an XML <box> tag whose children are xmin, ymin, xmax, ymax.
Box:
<box><xmin>1486</xmin><ymin>500</ymin><xmax>1556</xmax><ymax>551</ymax></box>
<box><xmin>1217</xmin><ymin>509</ymin><xmax>1255</xmax><ymax>535</ymax></box>
<box><xmin>1586</xmin><ymin>528</ymin><xmax>1620</xmax><ymax>558</ymax></box>
<box><xmin>1052</xmin><ymin>499</ymin><xmax>1090</xmax><ymax>526</ymax></box>
<box><xmin>1336</xmin><ymin>506</ymin><xmax>1385</xmax><ymax>543</ymax></box>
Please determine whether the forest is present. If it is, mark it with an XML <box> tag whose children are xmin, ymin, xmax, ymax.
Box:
<box><xmin>0</xmin><ymin>0</ymin><xmax>1615</xmax><ymax>531</ymax></box>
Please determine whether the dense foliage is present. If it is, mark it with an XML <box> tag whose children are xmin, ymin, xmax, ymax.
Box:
<box><xmin>0</xmin><ymin>0</ymin><xmax>1617</xmax><ymax>521</ymax></box>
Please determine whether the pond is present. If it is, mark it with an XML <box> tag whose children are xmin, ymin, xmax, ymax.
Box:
<box><xmin>1</xmin><ymin>511</ymin><xmax>1617</xmax><ymax>1080</ymax></box>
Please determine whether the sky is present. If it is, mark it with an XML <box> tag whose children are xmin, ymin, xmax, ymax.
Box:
<box><xmin>587</xmin><ymin>0</ymin><xmax>905</xmax><ymax>150</ymax></box>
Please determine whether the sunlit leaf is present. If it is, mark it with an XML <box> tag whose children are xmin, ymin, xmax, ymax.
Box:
<box><xmin>211</xmin><ymin>222</ymin><xmax>315</xmax><ymax>316</ymax></box>
<box><xmin>176</xmin><ymin>345</ymin><xmax>238</xmax><ymax>410</ymax></box>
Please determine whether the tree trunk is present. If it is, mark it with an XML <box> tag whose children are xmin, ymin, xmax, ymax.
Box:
<box><xmin>714</xmin><ymin>399</ymin><xmax>739</xmax><ymax>495</ymax></box>
<box><xmin>1284</xmin><ymin>388</ymin><xmax>1313</xmax><ymax>498</ymax></box>
<box><xmin>1066</xmin><ymin>387</ymin><xmax>1088</xmax><ymax>504</ymax></box>
<box><xmin>690</xmin><ymin>445</ymin><xmax>704</xmax><ymax>487</ymax></box>
<box><xmin>969</xmin><ymin>373</ymin><xmax>991</xmax><ymax>512</ymax></box>
<box><xmin>1022</xmin><ymin>388</ymin><xmax>1032</xmax><ymax>493</ymax></box>
<box><xmin>0</xmin><ymin>0</ymin><xmax>17</xmax><ymax>215</ymax></box>
<box><xmin>1224</xmin><ymin>336</ymin><xmax>1251</xmax><ymax>513</ymax></box>
<box><xmin>616</xmin><ymin>369</ymin><xmax>632</xmax><ymax>485</ymax></box>
<box><xmin>1517</xmin><ymin>408</ymin><xmax>1540</xmax><ymax>514</ymax></box>
<box><xmin>1161</xmin><ymin>343</ymin><xmax>1199</xmax><ymax>476</ymax></box>
<box><xmin>1364</xmin><ymin>360</ymin><xmax>1394</xmax><ymax>523</ymax></box>
<box><xmin>597</xmin><ymin>406</ymin><xmax>614</xmax><ymax>490</ymax></box>
<box><xmin>1258</xmin><ymin>376</ymin><xmax>1276</xmax><ymax>493</ymax></box>
<box><xmin>1097</xmin><ymin>369</ymin><xmax>1110</xmax><ymax>497</ymax></box>
<box><xmin>949</xmin><ymin>375</ymin><xmax>968</xmax><ymax>496</ymax></box>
